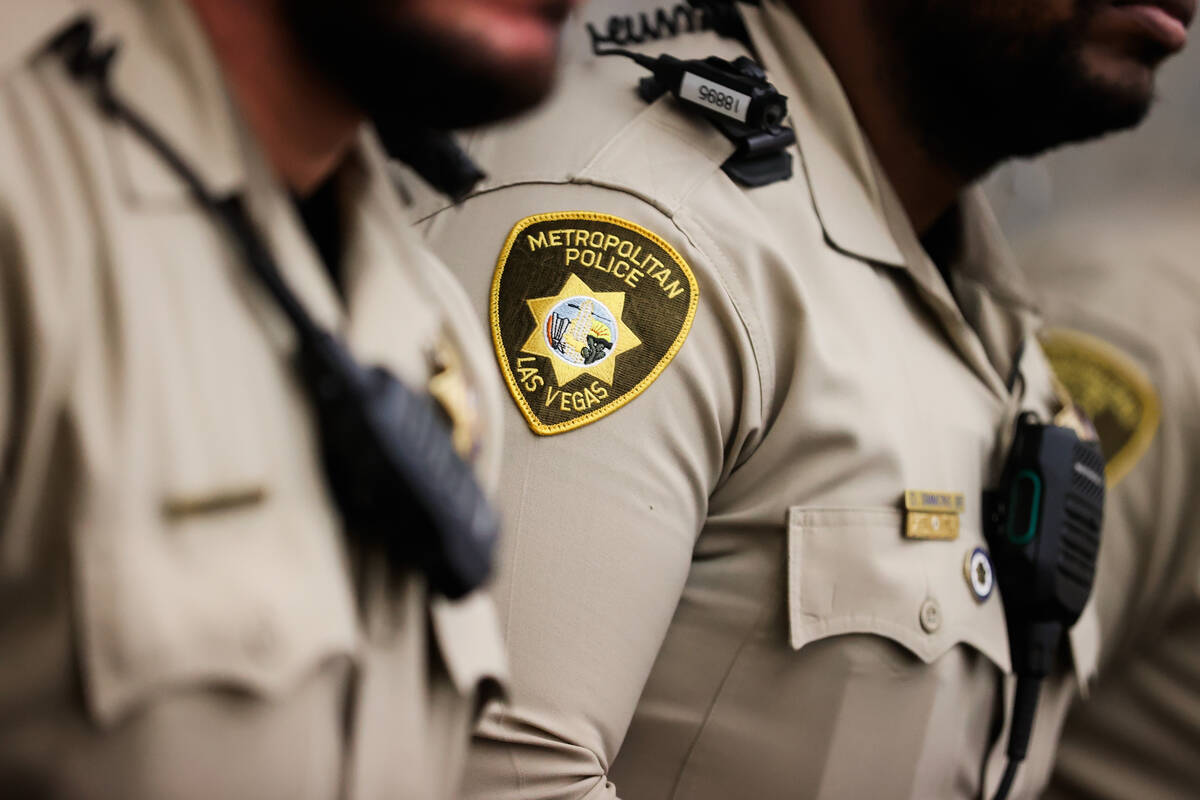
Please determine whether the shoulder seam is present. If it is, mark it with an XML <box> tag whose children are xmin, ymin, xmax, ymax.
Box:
<box><xmin>672</xmin><ymin>207</ymin><xmax>772</xmax><ymax>428</ymax></box>
<box><xmin>574</xmin><ymin>96</ymin><xmax>734</xmax><ymax>217</ymax></box>
<box><xmin>417</xmin><ymin>178</ymin><xmax>572</xmax><ymax>226</ymax></box>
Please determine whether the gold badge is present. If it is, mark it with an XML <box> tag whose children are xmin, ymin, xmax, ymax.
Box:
<box><xmin>491</xmin><ymin>212</ymin><xmax>698</xmax><ymax>435</ymax></box>
<box><xmin>1041</xmin><ymin>328</ymin><xmax>1160</xmax><ymax>487</ymax></box>
<box><xmin>428</xmin><ymin>334</ymin><xmax>482</xmax><ymax>460</ymax></box>
<box><xmin>903</xmin><ymin>490</ymin><xmax>964</xmax><ymax>541</ymax></box>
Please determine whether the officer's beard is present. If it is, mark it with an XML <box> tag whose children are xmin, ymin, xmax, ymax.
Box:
<box><xmin>868</xmin><ymin>0</ymin><xmax>1164</xmax><ymax>181</ymax></box>
<box><xmin>284</xmin><ymin>0</ymin><xmax>565</xmax><ymax>134</ymax></box>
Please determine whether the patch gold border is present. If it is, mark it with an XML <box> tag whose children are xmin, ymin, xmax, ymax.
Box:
<box><xmin>1040</xmin><ymin>327</ymin><xmax>1161</xmax><ymax>488</ymax></box>
<box><xmin>491</xmin><ymin>211</ymin><xmax>700</xmax><ymax>436</ymax></box>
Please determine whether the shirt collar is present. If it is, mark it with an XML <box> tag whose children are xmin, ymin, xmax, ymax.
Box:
<box><xmin>78</xmin><ymin>0</ymin><xmax>418</xmax><ymax>339</ymax></box>
<box><xmin>91</xmin><ymin>0</ymin><xmax>246</xmax><ymax>203</ymax></box>
<box><xmin>950</xmin><ymin>189</ymin><xmax>1039</xmax><ymax>312</ymax></box>
<box><xmin>79</xmin><ymin>0</ymin><xmax>403</xmax><ymax>226</ymax></box>
<box><xmin>740</xmin><ymin>1</ymin><xmax>1038</xmax><ymax>309</ymax></box>
<box><xmin>0</xmin><ymin>0</ymin><xmax>84</xmax><ymax>75</ymax></box>
<box><xmin>741</xmin><ymin>0</ymin><xmax>906</xmax><ymax>268</ymax></box>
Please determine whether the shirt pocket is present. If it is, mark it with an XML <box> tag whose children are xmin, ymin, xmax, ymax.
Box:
<box><xmin>787</xmin><ymin>507</ymin><xmax>1011</xmax><ymax>672</ymax></box>
<box><xmin>429</xmin><ymin>592</ymin><xmax>507</xmax><ymax>711</ymax></box>
<box><xmin>74</xmin><ymin>482</ymin><xmax>361</xmax><ymax>727</ymax></box>
<box><xmin>71</xmin><ymin>299</ymin><xmax>362</xmax><ymax>730</ymax></box>
<box><xmin>73</xmin><ymin>214</ymin><xmax>368</xmax><ymax>725</ymax></box>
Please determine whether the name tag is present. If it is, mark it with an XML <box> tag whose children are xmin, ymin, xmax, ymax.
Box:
<box><xmin>163</xmin><ymin>485</ymin><xmax>267</xmax><ymax>518</ymax></box>
<box><xmin>903</xmin><ymin>490</ymin><xmax>963</xmax><ymax>541</ymax></box>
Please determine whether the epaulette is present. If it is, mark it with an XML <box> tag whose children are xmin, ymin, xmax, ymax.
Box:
<box><xmin>408</xmin><ymin>2</ymin><xmax>780</xmax><ymax>219</ymax></box>
<box><xmin>591</xmin><ymin>0</ymin><xmax>793</xmax><ymax>187</ymax></box>
<box><xmin>406</xmin><ymin>88</ymin><xmax>737</xmax><ymax>233</ymax></box>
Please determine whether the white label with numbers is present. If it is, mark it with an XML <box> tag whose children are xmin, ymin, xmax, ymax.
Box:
<box><xmin>679</xmin><ymin>72</ymin><xmax>751</xmax><ymax>123</ymax></box>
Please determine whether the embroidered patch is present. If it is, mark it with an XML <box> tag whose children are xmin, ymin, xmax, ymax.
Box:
<box><xmin>1041</xmin><ymin>328</ymin><xmax>1161</xmax><ymax>488</ymax></box>
<box><xmin>491</xmin><ymin>212</ymin><xmax>698</xmax><ymax>435</ymax></box>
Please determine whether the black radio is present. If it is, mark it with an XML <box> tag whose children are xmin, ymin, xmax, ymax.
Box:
<box><xmin>983</xmin><ymin>412</ymin><xmax>1105</xmax><ymax>799</ymax></box>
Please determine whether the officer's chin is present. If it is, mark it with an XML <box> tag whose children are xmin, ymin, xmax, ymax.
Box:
<box><xmin>1054</xmin><ymin>64</ymin><xmax>1157</xmax><ymax>146</ymax></box>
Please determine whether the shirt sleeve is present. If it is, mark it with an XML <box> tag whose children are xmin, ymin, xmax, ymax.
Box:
<box><xmin>420</xmin><ymin>181</ymin><xmax>762</xmax><ymax>800</ymax></box>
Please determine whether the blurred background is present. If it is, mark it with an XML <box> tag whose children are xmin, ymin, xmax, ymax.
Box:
<box><xmin>985</xmin><ymin>36</ymin><xmax>1200</xmax><ymax>240</ymax></box>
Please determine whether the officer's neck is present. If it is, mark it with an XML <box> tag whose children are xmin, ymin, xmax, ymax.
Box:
<box><xmin>790</xmin><ymin>3</ymin><xmax>969</xmax><ymax>236</ymax></box>
<box><xmin>187</xmin><ymin>0</ymin><xmax>363</xmax><ymax>195</ymax></box>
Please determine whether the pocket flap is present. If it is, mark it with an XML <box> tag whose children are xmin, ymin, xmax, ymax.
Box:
<box><xmin>77</xmin><ymin>498</ymin><xmax>360</xmax><ymax>726</ymax></box>
<box><xmin>430</xmin><ymin>591</ymin><xmax>508</xmax><ymax>710</ymax></box>
<box><xmin>1068</xmin><ymin>594</ymin><xmax>1100</xmax><ymax>694</ymax></box>
<box><xmin>788</xmin><ymin>507</ymin><xmax>1011</xmax><ymax>672</ymax></box>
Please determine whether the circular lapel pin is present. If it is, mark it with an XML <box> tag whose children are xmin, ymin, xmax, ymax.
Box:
<box><xmin>964</xmin><ymin>547</ymin><xmax>995</xmax><ymax>602</ymax></box>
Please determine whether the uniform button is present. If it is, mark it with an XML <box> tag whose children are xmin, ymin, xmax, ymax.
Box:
<box><xmin>919</xmin><ymin>599</ymin><xmax>942</xmax><ymax>633</ymax></box>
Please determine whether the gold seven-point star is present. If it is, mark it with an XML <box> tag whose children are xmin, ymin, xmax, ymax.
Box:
<box><xmin>522</xmin><ymin>273</ymin><xmax>642</xmax><ymax>387</ymax></box>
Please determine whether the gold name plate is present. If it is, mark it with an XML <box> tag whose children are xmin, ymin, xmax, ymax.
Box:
<box><xmin>904</xmin><ymin>490</ymin><xmax>964</xmax><ymax>541</ymax></box>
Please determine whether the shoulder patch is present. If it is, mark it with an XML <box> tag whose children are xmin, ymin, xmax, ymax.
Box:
<box><xmin>491</xmin><ymin>212</ymin><xmax>698</xmax><ymax>435</ymax></box>
<box><xmin>1040</xmin><ymin>328</ymin><xmax>1161</xmax><ymax>487</ymax></box>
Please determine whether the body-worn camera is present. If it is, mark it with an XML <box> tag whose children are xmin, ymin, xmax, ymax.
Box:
<box><xmin>594</xmin><ymin>44</ymin><xmax>795</xmax><ymax>186</ymax></box>
<box><xmin>630</xmin><ymin>52</ymin><xmax>787</xmax><ymax>131</ymax></box>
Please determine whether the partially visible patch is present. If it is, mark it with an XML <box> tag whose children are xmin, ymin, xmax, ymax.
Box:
<box><xmin>1040</xmin><ymin>328</ymin><xmax>1161</xmax><ymax>488</ymax></box>
<box><xmin>491</xmin><ymin>212</ymin><xmax>698</xmax><ymax>435</ymax></box>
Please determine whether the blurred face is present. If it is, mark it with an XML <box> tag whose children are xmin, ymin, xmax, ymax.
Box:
<box><xmin>286</xmin><ymin>0</ymin><xmax>581</xmax><ymax>131</ymax></box>
<box><xmin>868</xmin><ymin>0</ymin><xmax>1195</xmax><ymax>175</ymax></box>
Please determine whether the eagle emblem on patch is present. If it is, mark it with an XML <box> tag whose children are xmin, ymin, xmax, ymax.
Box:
<box><xmin>491</xmin><ymin>212</ymin><xmax>698</xmax><ymax>435</ymax></box>
<box><xmin>1041</xmin><ymin>328</ymin><xmax>1161</xmax><ymax>488</ymax></box>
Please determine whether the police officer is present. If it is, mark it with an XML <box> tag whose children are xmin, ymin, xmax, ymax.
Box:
<box><xmin>410</xmin><ymin>0</ymin><xmax>1191</xmax><ymax>798</ymax></box>
<box><xmin>0</xmin><ymin>0</ymin><xmax>578</xmax><ymax>797</ymax></box>
<box><xmin>1016</xmin><ymin>191</ymin><xmax>1200</xmax><ymax>800</ymax></box>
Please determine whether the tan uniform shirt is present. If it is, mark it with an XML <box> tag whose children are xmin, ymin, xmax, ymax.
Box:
<box><xmin>415</xmin><ymin>1</ymin><xmax>1099</xmax><ymax>798</ymax></box>
<box><xmin>0</xmin><ymin>1</ymin><xmax>506</xmax><ymax>798</ymax></box>
<box><xmin>1018</xmin><ymin>193</ymin><xmax>1200</xmax><ymax>800</ymax></box>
